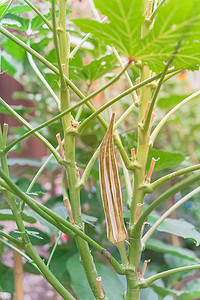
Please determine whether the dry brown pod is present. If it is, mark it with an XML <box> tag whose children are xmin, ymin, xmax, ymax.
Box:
<box><xmin>99</xmin><ymin>113</ymin><xmax>127</xmax><ymax>245</ymax></box>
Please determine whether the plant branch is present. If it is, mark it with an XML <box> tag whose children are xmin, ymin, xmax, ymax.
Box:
<box><xmin>149</xmin><ymin>164</ymin><xmax>200</xmax><ymax>192</ymax></box>
<box><xmin>79</xmin><ymin>103</ymin><xmax>136</xmax><ymax>188</ymax></box>
<box><xmin>0</xmin><ymin>0</ymin><xmax>14</xmax><ymax>21</ymax></box>
<box><xmin>0</xmin><ymin>238</ymin><xmax>42</xmax><ymax>273</ymax></box>
<box><xmin>0</xmin><ymin>231</ymin><xmax>24</xmax><ymax>249</ymax></box>
<box><xmin>52</xmin><ymin>0</ymin><xmax>66</xmax><ymax>88</ymax></box>
<box><xmin>4</xmin><ymin>69</ymin><xmax>176</xmax><ymax>157</ymax></box>
<box><xmin>0</xmin><ymin>97</ymin><xmax>61</xmax><ymax>162</ymax></box>
<box><xmin>27</xmin><ymin>50</ymin><xmax>60</xmax><ymax>107</ymax></box>
<box><xmin>23</xmin><ymin>0</ymin><xmax>53</xmax><ymax>31</ymax></box>
<box><xmin>150</xmin><ymin>0</ymin><xmax>167</xmax><ymax>21</ymax></box>
<box><xmin>140</xmin><ymin>264</ymin><xmax>200</xmax><ymax>287</ymax></box>
<box><xmin>0</xmin><ymin>169</ymin><xmax>125</xmax><ymax>275</ymax></box>
<box><xmin>150</xmin><ymin>89</ymin><xmax>200</xmax><ymax>145</ymax></box>
<box><xmin>47</xmin><ymin>231</ymin><xmax>62</xmax><ymax>267</ymax></box>
<box><xmin>0</xmin><ymin>25</ymin><xmax>83</xmax><ymax>98</ymax></box>
<box><xmin>143</xmin><ymin>42</ymin><xmax>181</xmax><ymax>131</ymax></box>
<box><xmin>0</xmin><ymin>179</ymin><xmax>74</xmax><ymax>237</ymax></box>
<box><xmin>133</xmin><ymin>172</ymin><xmax>200</xmax><ymax>238</ymax></box>
<box><xmin>0</xmin><ymin>134</ymin><xmax>74</xmax><ymax>299</ymax></box>
<box><xmin>142</xmin><ymin>186</ymin><xmax>200</xmax><ymax>246</ymax></box>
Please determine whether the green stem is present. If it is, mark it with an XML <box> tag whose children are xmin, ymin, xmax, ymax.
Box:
<box><xmin>88</xmin><ymin>0</ymin><xmax>138</xmax><ymax>103</ymax></box>
<box><xmin>0</xmin><ymin>97</ymin><xmax>61</xmax><ymax>162</ymax></box>
<box><xmin>126</xmin><ymin>7</ymin><xmax>152</xmax><ymax>297</ymax></box>
<box><xmin>0</xmin><ymin>135</ymin><xmax>74</xmax><ymax>299</ymax></box>
<box><xmin>79</xmin><ymin>145</ymin><xmax>100</xmax><ymax>188</ymax></box>
<box><xmin>47</xmin><ymin>231</ymin><xmax>62</xmax><ymax>267</ymax></box>
<box><xmin>0</xmin><ymin>231</ymin><xmax>24</xmax><ymax>248</ymax></box>
<box><xmin>150</xmin><ymin>0</ymin><xmax>167</xmax><ymax>21</ymax></box>
<box><xmin>142</xmin><ymin>186</ymin><xmax>200</xmax><ymax>246</ymax></box>
<box><xmin>52</xmin><ymin>0</ymin><xmax>66</xmax><ymax>88</ymax></box>
<box><xmin>0</xmin><ymin>25</ymin><xmax>83</xmax><ymax>98</ymax></box>
<box><xmin>58</xmin><ymin>1</ymin><xmax>101</xmax><ymax>295</ymax></box>
<box><xmin>27</xmin><ymin>51</ymin><xmax>60</xmax><ymax>107</ymax></box>
<box><xmin>0</xmin><ymin>172</ymin><xmax>125</xmax><ymax>275</ymax></box>
<box><xmin>0</xmin><ymin>238</ymin><xmax>41</xmax><ymax>273</ymax></box>
<box><xmin>116</xmin><ymin>242</ymin><xmax>128</xmax><ymax>266</ymax></box>
<box><xmin>143</xmin><ymin>42</ymin><xmax>181</xmax><ymax>131</ymax></box>
<box><xmin>140</xmin><ymin>264</ymin><xmax>200</xmax><ymax>287</ymax></box>
<box><xmin>79</xmin><ymin>103</ymin><xmax>136</xmax><ymax>189</ymax></box>
<box><xmin>150</xmin><ymin>89</ymin><xmax>200</xmax><ymax>145</ymax></box>
<box><xmin>0</xmin><ymin>0</ymin><xmax>14</xmax><ymax>21</ymax></box>
<box><xmin>133</xmin><ymin>172</ymin><xmax>200</xmax><ymax>239</ymax></box>
<box><xmin>115</xmin><ymin>103</ymin><xmax>135</xmax><ymax>129</ymax></box>
<box><xmin>23</xmin><ymin>0</ymin><xmax>53</xmax><ymax>31</ymax></box>
<box><xmin>4</xmin><ymin>69</ymin><xmax>176</xmax><ymax>155</ymax></box>
<box><xmin>25</xmin><ymin>241</ymin><xmax>75</xmax><ymax>299</ymax></box>
<box><xmin>112</xmin><ymin>48</ymin><xmax>138</xmax><ymax>103</ymax></box>
<box><xmin>148</xmin><ymin>163</ymin><xmax>200</xmax><ymax>192</ymax></box>
<box><xmin>0</xmin><ymin>179</ymin><xmax>74</xmax><ymax>237</ymax></box>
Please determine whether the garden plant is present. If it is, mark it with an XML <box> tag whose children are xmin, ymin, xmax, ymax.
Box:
<box><xmin>1</xmin><ymin>0</ymin><xmax>200</xmax><ymax>299</ymax></box>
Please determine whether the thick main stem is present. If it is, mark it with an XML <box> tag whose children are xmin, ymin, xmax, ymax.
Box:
<box><xmin>126</xmin><ymin>2</ymin><xmax>153</xmax><ymax>298</ymax></box>
<box><xmin>57</xmin><ymin>1</ymin><xmax>101</xmax><ymax>298</ymax></box>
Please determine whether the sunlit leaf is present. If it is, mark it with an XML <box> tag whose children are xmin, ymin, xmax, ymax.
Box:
<box><xmin>71</xmin><ymin>54</ymin><xmax>118</xmax><ymax>83</ymax></box>
<box><xmin>74</xmin><ymin>0</ymin><xmax>200</xmax><ymax>72</ymax></box>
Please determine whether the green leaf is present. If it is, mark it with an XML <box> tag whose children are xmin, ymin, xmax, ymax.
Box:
<box><xmin>146</xmin><ymin>149</ymin><xmax>185</xmax><ymax>172</ymax></box>
<box><xmin>0</xmin><ymin>263</ymin><xmax>14</xmax><ymax>293</ymax></box>
<box><xmin>96</xmin><ymin>264</ymin><xmax>125</xmax><ymax>299</ymax></box>
<box><xmin>73</xmin><ymin>0</ymin><xmax>144</xmax><ymax>57</ymax></box>
<box><xmin>0</xmin><ymin>209</ymin><xmax>36</xmax><ymax>224</ymax></box>
<box><xmin>66</xmin><ymin>254</ymin><xmax>125</xmax><ymax>300</ymax></box>
<box><xmin>0</xmin><ymin>54</ymin><xmax>17</xmax><ymax>76</ymax></box>
<box><xmin>81</xmin><ymin>213</ymin><xmax>98</xmax><ymax>226</ymax></box>
<box><xmin>148</xmin><ymin>217</ymin><xmax>200</xmax><ymax>245</ymax></box>
<box><xmin>2</xmin><ymin>13</ymin><xmax>29</xmax><ymax>31</ymax></box>
<box><xmin>8</xmin><ymin>5</ymin><xmax>33</xmax><ymax>14</ymax></box>
<box><xmin>74</xmin><ymin>0</ymin><xmax>200</xmax><ymax>72</ymax></box>
<box><xmin>151</xmin><ymin>285</ymin><xmax>181</xmax><ymax>298</ymax></box>
<box><xmin>137</xmin><ymin>0</ymin><xmax>200</xmax><ymax>72</ymax></box>
<box><xmin>49</xmin><ymin>248</ymin><xmax>74</xmax><ymax>286</ymax></box>
<box><xmin>146</xmin><ymin>239</ymin><xmax>200</xmax><ymax>263</ymax></box>
<box><xmin>24</xmin><ymin>209</ymin><xmax>59</xmax><ymax>235</ymax></box>
<box><xmin>71</xmin><ymin>54</ymin><xmax>118</xmax><ymax>83</ymax></box>
<box><xmin>179</xmin><ymin>278</ymin><xmax>200</xmax><ymax>300</ymax></box>
<box><xmin>66</xmin><ymin>253</ymin><xmax>94</xmax><ymax>299</ymax></box>
<box><xmin>157</xmin><ymin>94</ymin><xmax>190</xmax><ymax>110</ymax></box>
<box><xmin>10</xmin><ymin>227</ymin><xmax>50</xmax><ymax>246</ymax></box>
<box><xmin>1</xmin><ymin>37</ymin><xmax>25</xmax><ymax>61</ymax></box>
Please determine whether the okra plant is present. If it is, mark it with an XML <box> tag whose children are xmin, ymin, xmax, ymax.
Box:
<box><xmin>1</xmin><ymin>0</ymin><xmax>200</xmax><ymax>299</ymax></box>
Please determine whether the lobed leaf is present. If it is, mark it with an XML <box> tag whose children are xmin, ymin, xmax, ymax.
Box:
<box><xmin>73</xmin><ymin>0</ymin><xmax>144</xmax><ymax>57</ymax></box>
<box><xmin>73</xmin><ymin>0</ymin><xmax>200</xmax><ymax>72</ymax></box>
